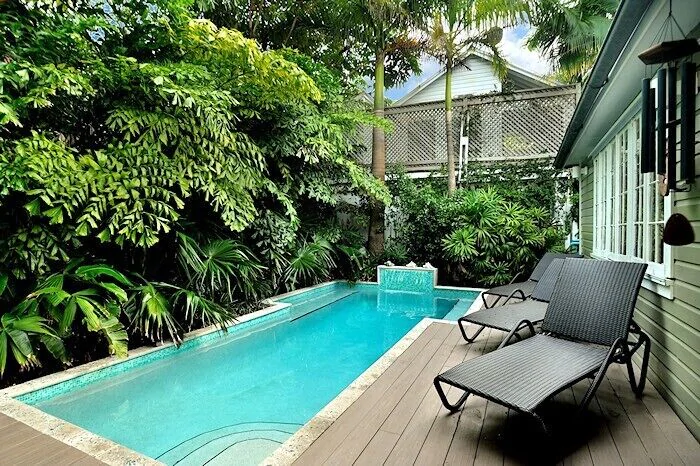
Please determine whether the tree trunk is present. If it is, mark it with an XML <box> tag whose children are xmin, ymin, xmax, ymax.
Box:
<box><xmin>368</xmin><ymin>49</ymin><xmax>386</xmax><ymax>256</ymax></box>
<box><xmin>445</xmin><ymin>63</ymin><xmax>456</xmax><ymax>193</ymax></box>
<box><xmin>247</xmin><ymin>0</ymin><xmax>256</xmax><ymax>38</ymax></box>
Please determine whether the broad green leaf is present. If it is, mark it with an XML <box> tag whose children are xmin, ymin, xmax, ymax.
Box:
<box><xmin>7</xmin><ymin>329</ymin><xmax>33</xmax><ymax>359</ymax></box>
<box><xmin>26</xmin><ymin>287</ymin><xmax>71</xmax><ymax>303</ymax></box>
<box><xmin>76</xmin><ymin>297</ymin><xmax>101</xmax><ymax>331</ymax></box>
<box><xmin>40</xmin><ymin>334</ymin><xmax>69</xmax><ymax>364</ymax></box>
<box><xmin>0</xmin><ymin>333</ymin><xmax>7</xmax><ymax>375</ymax></box>
<box><xmin>74</xmin><ymin>265</ymin><xmax>132</xmax><ymax>286</ymax></box>
<box><xmin>97</xmin><ymin>282</ymin><xmax>128</xmax><ymax>302</ymax></box>
<box><xmin>60</xmin><ymin>299</ymin><xmax>77</xmax><ymax>334</ymax></box>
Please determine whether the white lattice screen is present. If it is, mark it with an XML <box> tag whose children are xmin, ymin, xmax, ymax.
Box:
<box><xmin>352</xmin><ymin>85</ymin><xmax>578</xmax><ymax>171</ymax></box>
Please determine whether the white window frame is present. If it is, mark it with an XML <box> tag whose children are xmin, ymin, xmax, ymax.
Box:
<box><xmin>591</xmin><ymin>111</ymin><xmax>673</xmax><ymax>298</ymax></box>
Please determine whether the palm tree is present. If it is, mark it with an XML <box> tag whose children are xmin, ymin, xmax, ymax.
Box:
<box><xmin>426</xmin><ymin>0</ymin><xmax>528</xmax><ymax>193</ymax></box>
<box><xmin>345</xmin><ymin>0</ymin><xmax>434</xmax><ymax>255</ymax></box>
<box><xmin>527</xmin><ymin>0</ymin><xmax>618</xmax><ymax>83</ymax></box>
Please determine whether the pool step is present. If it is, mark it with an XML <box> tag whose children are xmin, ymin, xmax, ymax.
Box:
<box><xmin>158</xmin><ymin>421</ymin><xmax>300</xmax><ymax>466</ymax></box>
<box><xmin>287</xmin><ymin>289</ymin><xmax>357</xmax><ymax>321</ymax></box>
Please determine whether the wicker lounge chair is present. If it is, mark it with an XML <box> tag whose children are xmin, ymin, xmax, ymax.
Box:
<box><xmin>434</xmin><ymin>259</ymin><xmax>650</xmax><ymax>432</ymax></box>
<box><xmin>458</xmin><ymin>258</ymin><xmax>566</xmax><ymax>345</ymax></box>
<box><xmin>481</xmin><ymin>252</ymin><xmax>582</xmax><ymax>308</ymax></box>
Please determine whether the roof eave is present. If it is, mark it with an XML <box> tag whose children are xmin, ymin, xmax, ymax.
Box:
<box><xmin>554</xmin><ymin>0</ymin><xmax>654</xmax><ymax>168</ymax></box>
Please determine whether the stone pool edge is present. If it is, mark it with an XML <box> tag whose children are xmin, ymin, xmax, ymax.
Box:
<box><xmin>262</xmin><ymin>317</ymin><xmax>444</xmax><ymax>466</ymax></box>
<box><xmin>461</xmin><ymin>289</ymin><xmax>486</xmax><ymax>315</ymax></box>
<box><xmin>262</xmin><ymin>288</ymin><xmax>484</xmax><ymax>466</ymax></box>
<box><xmin>0</xmin><ymin>281</ymin><xmax>343</xmax><ymax>466</ymax></box>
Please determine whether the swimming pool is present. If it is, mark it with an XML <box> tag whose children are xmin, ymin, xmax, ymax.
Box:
<box><xmin>17</xmin><ymin>281</ymin><xmax>478</xmax><ymax>465</ymax></box>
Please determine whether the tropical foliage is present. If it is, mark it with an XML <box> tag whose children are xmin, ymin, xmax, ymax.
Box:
<box><xmin>527</xmin><ymin>0</ymin><xmax>618</xmax><ymax>83</ymax></box>
<box><xmin>388</xmin><ymin>173</ymin><xmax>565</xmax><ymax>286</ymax></box>
<box><xmin>463</xmin><ymin>159</ymin><xmax>572</xmax><ymax>219</ymax></box>
<box><xmin>0</xmin><ymin>0</ymin><xmax>388</xmax><ymax>382</ymax></box>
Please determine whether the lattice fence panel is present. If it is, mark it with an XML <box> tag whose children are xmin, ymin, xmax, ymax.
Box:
<box><xmin>351</xmin><ymin>86</ymin><xmax>578</xmax><ymax>171</ymax></box>
<box><xmin>352</xmin><ymin>125</ymin><xmax>373</xmax><ymax>165</ymax></box>
<box><xmin>467</xmin><ymin>91</ymin><xmax>577</xmax><ymax>161</ymax></box>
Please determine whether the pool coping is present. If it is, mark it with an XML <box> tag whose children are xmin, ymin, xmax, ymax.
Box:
<box><xmin>0</xmin><ymin>281</ymin><xmax>344</xmax><ymax>402</ymax></box>
<box><xmin>0</xmin><ymin>284</ymin><xmax>327</xmax><ymax>466</ymax></box>
<box><xmin>261</xmin><ymin>288</ymin><xmax>485</xmax><ymax>466</ymax></box>
<box><xmin>0</xmin><ymin>281</ymin><xmax>483</xmax><ymax>466</ymax></box>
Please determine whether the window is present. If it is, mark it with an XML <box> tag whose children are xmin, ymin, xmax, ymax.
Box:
<box><xmin>592</xmin><ymin>116</ymin><xmax>670</xmax><ymax>281</ymax></box>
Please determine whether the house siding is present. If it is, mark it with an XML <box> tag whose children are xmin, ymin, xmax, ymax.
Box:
<box><xmin>578</xmin><ymin>76</ymin><xmax>700</xmax><ymax>440</ymax></box>
<box><xmin>400</xmin><ymin>56</ymin><xmax>501</xmax><ymax>106</ymax></box>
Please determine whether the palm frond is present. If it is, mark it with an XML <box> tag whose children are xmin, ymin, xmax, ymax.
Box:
<box><xmin>172</xmin><ymin>287</ymin><xmax>237</xmax><ymax>332</ymax></box>
<box><xmin>0</xmin><ymin>313</ymin><xmax>56</xmax><ymax>376</ymax></box>
<box><xmin>177</xmin><ymin>233</ymin><xmax>265</xmax><ymax>301</ymax></box>
<box><xmin>125</xmin><ymin>283</ymin><xmax>181</xmax><ymax>344</ymax></box>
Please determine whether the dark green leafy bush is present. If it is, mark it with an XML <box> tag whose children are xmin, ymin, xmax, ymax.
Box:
<box><xmin>389</xmin><ymin>174</ymin><xmax>565</xmax><ymax>287</ymax></box>
<box><xmin>0</xmin><ymin>0</ymin><xmax>388</xmax><ymax>382</ymax></box>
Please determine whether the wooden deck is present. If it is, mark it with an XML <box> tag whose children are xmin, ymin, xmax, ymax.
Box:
<box><xmin>294</xmin><ymin>321</ymin><xmax>700</xmax><ymax>466</ymax></box>
<box><xmin>0</xmin><ymin>413</ymin><xmax>105</xmax><ymax>465</ymax></box>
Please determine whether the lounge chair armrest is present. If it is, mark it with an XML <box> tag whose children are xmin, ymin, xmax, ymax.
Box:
<box><xmin>497</xmin><ymin>319</ymin><xmax>537</xmax><ymax>349</ymax></box>
<box><xmin>509</xmin><ymin>271</ymin><xmax>523</xmax><ymax>284</ymax></box>
<box><xmin>502</xmin><ymin>288</ymin><xmax>527</xmax><ymax>306</ymax></box>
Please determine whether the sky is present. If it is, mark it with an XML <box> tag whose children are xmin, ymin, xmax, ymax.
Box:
<box><xmin>385</xmin><ymin>24</ymin><xmax>552</xmax><ymax>101</ymax></box>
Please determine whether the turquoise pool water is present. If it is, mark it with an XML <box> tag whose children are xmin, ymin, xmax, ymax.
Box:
<box><xmin>22</xmin><ymin>282</ymin><xmax>477</xmax><ymax>465</ymax></box>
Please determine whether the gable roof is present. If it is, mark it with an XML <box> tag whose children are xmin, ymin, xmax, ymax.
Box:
<box><xmin>393</xmin><ymin>50</ymin><xmax>551</xmax><ymax>106</ymax></box>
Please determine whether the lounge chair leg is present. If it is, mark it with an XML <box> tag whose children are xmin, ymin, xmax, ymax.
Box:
<box><xmin>434</xmin><ymin>377</ymin><xmax>470</xmax><ymax>413</ymax></box>
<box><xmin>483</xmin><ymin>294</ymin><xmax>500</xmax><ymax>309</ymax></box>
<box><xmin>532</xmin><ymin>412</ymin><xmax>550</xmax><ymax>437</ymax></box>
<box><xmin>627</xmin><ymin>332</ymin><xmax>651</xmax><ymax>397</ymax></box>
<box><xmin>502</xmin><ymin>289</ymin><xmax>526</xmax><ymax>306</ymax></box>
<box><xmin>457</xmin><ymin>318</ymin><xmax>484</xmax><ymax>343</ymax></box>
<box><xmin>577</xmin><ymin>340</ymin><xmax>623</xmax><ymax>415</ymax></box>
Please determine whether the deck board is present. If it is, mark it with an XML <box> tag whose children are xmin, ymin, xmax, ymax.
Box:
<box><xmin>414</xmin><ymin>328</ymin><xmax>495</xmax><ymax>466</ymax></box>
<box><xmin>321</xmin><ymin>324</ymin><xmax>454</xmax><ymax>465</ymax></box>
<box><xmin>606</xmin><ymin>367</ymin><xmax>685</xmax><ymax>465</ymax></box>
<box><xmin>571</xmin><ymin>383</ymin><xmax>621</xmax><ymax>466</ymax></box>
<box><xmin>293</xmin><ymin>322</ymin><xmax>700</xmax><ymax>466</ymax></box>
<box><xmin>0</xmin><ymin>413</ymin><xmax>106</xmax><ymax>465</ymax></box>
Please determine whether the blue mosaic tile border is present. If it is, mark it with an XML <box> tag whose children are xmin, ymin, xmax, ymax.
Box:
<box><xmin>277</xmin><ymin>281</ymin><xmax>345</xmax><ymax>305</ymax></box>
<box><xmin>17</xmin><ymin>304</ymin><xmax>298</xmax><ymax>405</ymax></box>
<box><xmin>15</xmin><ymin>281</ymin><xmax>480</xmax><ymax>406</ymax></box>
<box><xmin>433</xmin><ymin>288</ymin><xmax>481</xmax><ymax>300</ymax></box>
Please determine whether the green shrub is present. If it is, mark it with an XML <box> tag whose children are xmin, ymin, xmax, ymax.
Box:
<box><xmin>389</xmin><ymin>174</ymin><xmax>565</xmax><ymax>287</ymax></box>
<box><xmin>0</xmin><ymin>0</ymin><xmax>389</xmax><ymax>382</ymax></box>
